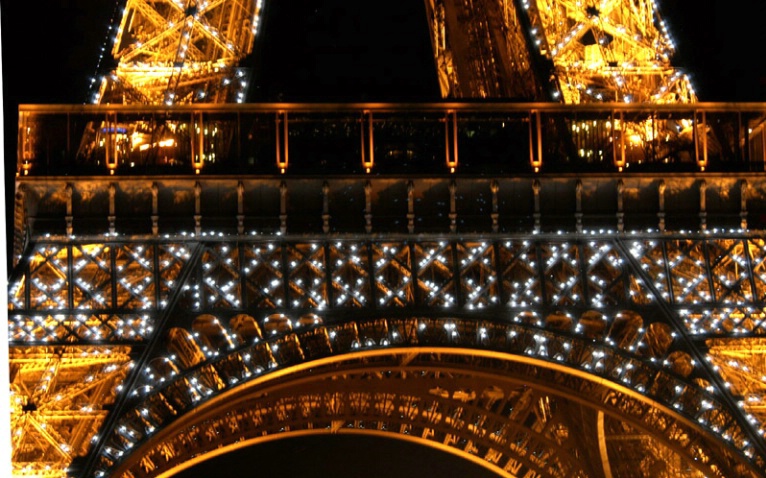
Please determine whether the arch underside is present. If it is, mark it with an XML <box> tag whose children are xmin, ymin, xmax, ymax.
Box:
<box><xmin>106</xmin><ymin>336</ymin><xmax>757</xmax><ymax>478</ymax></box>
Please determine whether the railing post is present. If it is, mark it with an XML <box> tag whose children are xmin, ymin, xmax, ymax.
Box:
<box><xmin>616</xmin><ymin>179</ymin><xmax>624</xmax><ymax>233</ymax></box>
<box><xmin>694</xmin><ymin>110</ymin><xmax>708</xmax><ymax>171</ymax></box>
<box><xmin>108</xmin><ymin>183</ymin><xmax>116</xmax><ymax>235</ymax></box>
<box><xmin>740</xmin><ymin>179</ymin><xmax>748</xmax><ymax>230</ymax></box>
<box><xmin>613</xmin><ymin>110</ymin><xmax>625</xmax><ymax>172</ymax></box>
<box><xmin>529</xmin><ymin>110</ymin><xmax>542</xmax><ymax>172</ymax></box>
<box><xmin>361</xmin><ymin>111</ymin><xmax>374</xmax><ymax>173</ymax></box>
<box><xmin>575</xmin><ymin>180</ymin><xmax>583</xmax><ymax>233</ymax></box>
<box><xmin>280</xmin><ymin>181</ymin><xmax>288</xmax><ymax>234</ymax></box>
<box><xmin>699</xmin><ymin>180</ymin><xmax>707</xmax><ymax>231</ymax></box>
<box><xmin>194</xmin><ymin>181</ymin><xmax>202</xmax><ymax>235</ymax></box>
<box><xmin>322</xmin><ymin>182</ymin><xmax>330</xmax><ymax>234</ymax></box>
<box><xmin>533</xmin><ymin>179</ymin><xmax>541</xmax><ymax>233</ymax></box>
<box><xmin>191</xmin><ymin>112</ymin><xmax>204</xmax><ymax>173</ymax></box>
<box><xmin>105</xmin><ymin>112</ymin><xmax>118</xmax><ymax>174</ymax></box>
<box><xmin>19</xmin><ymin>111</ymin><xmax>31</xmax><ymax>176</ymax></box>
<box><xmin>237</xmin><ymin>181</ymin><xmax>245</xmax><ymax>235</ymax></box>
<box><xmin>445</xmin><ymin>110</ymin><xmax>458</xmax><ymax>173</ymax></box>
<box><xmin>151</xmin><ymin>182</ymin><xmax>159</xmax><ymax>236</ymax></box>
<box><xmin>65</xmin><ymin>183</ymin><xmax>73</xmax><ymax>236</ymax></box>
<box><xmin>490</xmin><ymin>180</ymin><xmax>499</xmax><ymax>233</ymax></box>
<box><xmin>276</xmin><ymin>111</ymin><xmax>288</xmax><ymax>174</ymax></box>
<box><xmin>658</xmin><ymin>180</ymin><xmax>666</xmax><ymax>232</ymax></box>
<box><xmin>449</xmin><ymin>181</ymin><xmax>457</xmax><ymax>233</ymax></box>
<box><xmin>407</xmin><ymin>181</ymin><xmax>415</xmax><ymax>234</ymax></box>
<box><xmin>364</xmin><ymin>181</ymin><xmax>373</xmax><ymax>234</ymax></box>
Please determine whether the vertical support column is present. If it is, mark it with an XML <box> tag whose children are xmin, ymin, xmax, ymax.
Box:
<box><xmin>237</xmin><ymin>181</ymin><xmax>245</xmax><ymax>235</ymax></box>
<box><xmin>65</xmin><ymin>183</ymin><xmax>73</xmax><ymax>236</ymax></box>
<box><xmin>699</xmin><ymin>180</ymin><xmax>707</xmax><ymax>231</ymax></box>
<box><xmin>276</xmin><ymin>111</ymin><xmax>289</xmax><ymax>174</ymax></box>
<box><xmin>322</xmin><ymin>182</ymin><xmax>330</xmax><ymax>234</ymax></box>
<box><xmin>13</xmin><ymin>184</ymin><xmax>27</xmax><ymax>266</ymax></box>
<box><xmin>105</xmin><ymin>113</ymin><xmax>118</xmax><ymax>175</ymax></box>
<box><xmin>616</xmin><ymin>180</ymin><xmax>624</xmax><ymax>233</ymax></box>
<box><xmin>657</xmin><ymin>179</ymin><xmax>665</xmax><ymax>232</ymax></box>
<box><xmin>490</xmin><ymin>180</ymin><xmax>499</xmax><ymax>233</ymax></box>
<box><xmin>529</xmin><ymin>110</ymin><xmax>542</xmax><ymax>172</ymax></box>
<box><xmin>109</xmin><ymin>240</ymin><xmax>117</xmax><ymax>310</ymax></box>
<box><xmin>364</xmin><ymin>181</ymin><xmax>373</xmax><ymax>234</ymax></box>
<box><xmin>323</xmin><ymin>241</ymin><xmax>334</xmax><ymax>308</ymax></box>
<box><xmin>762</xmin><ymin>124</ymin><xmax>766</xmax><ymax>171</ymax></box>
<box><xmin>280</xmin><ymin>181</ymin><xmax>288</xmax><ymax>234</ymax></box>
<box><xmin>108</xmin><ymin>183</ymin><xmax>116</xmax><ymax>235</ymax></box>
<box><xmin>694</xmin><ymin>111</ymin><xmax>708</xmax><ymax>171</ymax></box>
<box><xmin>451</xmin><ymin>238</ymin><xmax>462</xmax><ymax>307</ymax></box>
<box><xmin>194</xmin><ymin>181</ymin><xmax>202</xmax><ymax>235</ymax></box>
<box><xmin>449</xmin><ymin>181</ymin><xmax>457</xmax><ymax>233</ymax></box>
<box><xmin>445</xmin><ymin>111</ymin><xmax>458</xmax><ymax>173</ymax></box>
<box><xmin>19</xmin><ymin>111</ymin><xmax>32</xmax><ymax>175</ymax></box>
<box><xmin>151</xmin><ymin>182</ymin><xmax>159</xmax><ymax>236</ymax></box>
<box><xmin>740</xmin><ymin>179</ymin><xmax>748</xmax><ymax>230</ymax></box>
<box><xmin>575</xmin><ymin>180</ymin><xmax>583</xmax><ymax>233</ymax></box>
<box><xmin>533</xmin><ymin>180</ymin><xmax>541</xmax><ymax>233</ymax></box>
<box><xmin>192</xmin><ymin>112</ymin><xmax>204</xmax><ymax>173</ymax></box>
<box><xmin>407</xmin><ymin>181</ymin><xmax>415</xmax><ymax>234</ymax></box>
<box><xmin>657</xmin><ymin>180</ymin><xmax>666</xmax><ymax>232</ymax></box>
<box><xmin>361</xmin><ymin>111</ymin><xmax>374</xmax><ymax>173</ymax></box>
<box><xmin>613</xmin><ymin>111</ymin><xmax>626</xmax><ymax>172</ymax></box>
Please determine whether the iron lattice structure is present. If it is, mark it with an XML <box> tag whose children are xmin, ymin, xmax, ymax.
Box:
<box><xmin>95</xmin><ymin>0</ymin><xmax>263</xmax><ymax>105</ymax></box>
<box><xmin>424</xmin><ymin>0</ymin><xmax>695</xmax><ymax>102</ymax></box>
<box><xmin>10</xmin><ymin>1</ymin><xmax>764</xmax><ymax>477</ymax></box>
<box><xmin>9</xmin><ymin>167</ymin><xmax>766</xmax><ymax>477</ymax></box>
<box><xmin>94</xmin><ymin>0</ymin><xmax>693</xmax><ymax>104</ymax></box>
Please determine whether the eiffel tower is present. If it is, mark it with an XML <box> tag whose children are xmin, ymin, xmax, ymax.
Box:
<box><xmin>9</xmin><ymin>1</ymin><xmax>766</xmax><ymax>478</ymax></box>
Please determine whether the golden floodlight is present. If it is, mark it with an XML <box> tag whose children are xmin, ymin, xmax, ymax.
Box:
<box><xmin>95</xmin><ymin>0</ymin><xmax>263</xmax><ymax>105</ymax></box>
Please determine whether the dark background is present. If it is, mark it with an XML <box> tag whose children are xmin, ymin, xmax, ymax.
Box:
<box><xmin>1</xmin><ymin>1</ymin><xmax>766</xmax><ymax>476</ymax></box>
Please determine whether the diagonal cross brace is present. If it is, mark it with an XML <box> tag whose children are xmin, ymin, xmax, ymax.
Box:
<box><xmin>78</xmin><ymin>242</ymin><xmax>205</xmax><ymax>478</ymax></box>
<box><xmin>614</xmin><ymin>237</ymin><xmax>766</xmax><ymax>462</ymax></box>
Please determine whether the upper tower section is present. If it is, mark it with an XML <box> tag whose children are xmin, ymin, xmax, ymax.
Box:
<box><xmin>527</xmin><ymin>0</ymin><xmax>695</xmax><ymax>103</ymax></box>
<box><xmin>94</xmin><ymin>0</ymin><xmax>263</xmax><ymax>105</ymax></box>
<box><xmin>92</xmin><ymin>0</ymin><xmax>693</xmax><ymax>105</ymax></box>
<box><xmin>425</xmin><ymin>0</ymin><xmax>695</xmax><ymax>102</ymax></box>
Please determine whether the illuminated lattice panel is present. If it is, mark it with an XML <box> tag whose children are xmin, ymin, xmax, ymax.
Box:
<box><xmin>706</xmin><ymin>339</ymin><xmax>766</xmax><ymax>439</ymax></box>
<box><xmin>96</xmin><ymin>0</ymin><xmax>263</xmax><ymax>104</ymax></box>
<box><xmin>425</xmin><ymin>0</ymin><xmax>542</xmax><ymax>98</ymax></box>
<box><xmin>9</xmin><ymin>242</ymin><xmax>188</xmax><ymax>343</ymax></box>
<box><xmin>10</xmin><ymin>346</ymin><xmax>132</xmax><ymax>477</ymax></box>
<box><xmin>603</xmin><ymin>414</ymin><xmax>706</xmax><ymax>477</ymax></box>
<box><xmin>527</xmin><ymin>0</ymin><xmax>695</xmax><ymax>103</ymax></box>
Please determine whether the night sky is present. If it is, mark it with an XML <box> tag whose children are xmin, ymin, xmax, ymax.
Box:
<box><xmin>1</xmin><ymin>1</ymin><xmax>766</xmax><ymax>476</ymax></box>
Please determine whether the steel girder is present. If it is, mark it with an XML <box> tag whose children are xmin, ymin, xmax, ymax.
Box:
<box><xmin>8</xmin><ymin>233</ymin><xmax>766</xmax><ymax>477</ymax></box>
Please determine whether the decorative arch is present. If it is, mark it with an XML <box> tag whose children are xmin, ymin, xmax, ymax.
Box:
<box><xmin>95</xmin><ymin>316</ymin><xmax>759</xmax><ymax>478</ymax></box>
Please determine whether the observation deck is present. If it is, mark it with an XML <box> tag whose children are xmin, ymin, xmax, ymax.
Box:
<box><xmin>14</xmin><ymin>102</ymin><xmax>766</xmax><ymax>253</ymax></box>
<box><xmin>17</xmin><ymin>102</ymin><xmax>766</xmax><ymax>177</ymax></box>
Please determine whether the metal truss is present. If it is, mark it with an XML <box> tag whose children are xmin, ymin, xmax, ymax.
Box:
<box><xmin>424</xmin><ymin>0</ymin><xmax>694</xmax><ymax>103</ymax></box>
<box><xmin>9</xmin><ymin>233</ymin><xmax>766</xmax><ymax>476</ymax></box>
<box><xmin>525</xmin><ymin>0</ymin><xmax>695</xmax><ymax>103</ymax></box>
<box><xmin>10</xmin><ymin>346</ymin><xmax>131</xmax><ymax>478</ymax></box>
<box><xmin>105</xmin><ymin>353</ymin><xmax>743</xmax><ymax>478</ymax></box>
<box><xmin>96</xmin><ymin>0</ymin><xmax>262</xmax><ymax>104</ymax></box>
<box><xmin>8</xmin><ymin>0</ymin><xmax>757</xmax><ymax>475</ymax></box>
<box><xmin>424</xmin><ymin>0</ymin><xmax>547</xmax><ymax>99</ymax></box>
<box><xmin>98</xmin><ymin>0</ymin><xmax>692</xmax><ymax>104</ymax></box>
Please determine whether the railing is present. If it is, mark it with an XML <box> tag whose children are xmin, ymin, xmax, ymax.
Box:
<box><xmin>17</xmin><ymin>103</ymin><xmax>766</xmax><ymax>176</ymax></box>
